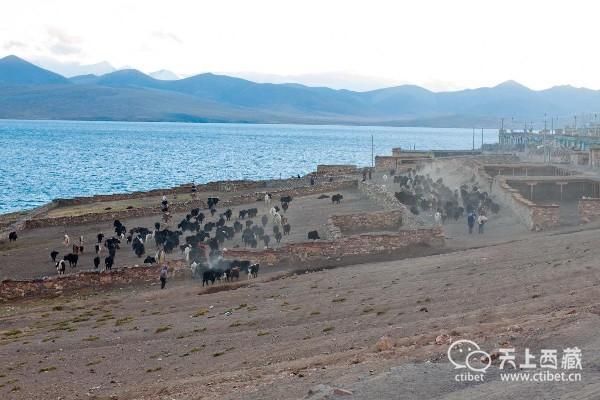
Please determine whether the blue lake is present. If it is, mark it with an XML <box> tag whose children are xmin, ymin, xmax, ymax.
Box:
<box><xmin>0</xmin><ymin>120</ymin><xmax>498</xmax><ymax>214</ymax></box>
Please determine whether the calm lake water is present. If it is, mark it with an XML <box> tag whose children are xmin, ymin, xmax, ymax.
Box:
<box><xmin>0</xmin><ymin>120</ymin><xmax>498</xmax><ymax>214</ymax></box>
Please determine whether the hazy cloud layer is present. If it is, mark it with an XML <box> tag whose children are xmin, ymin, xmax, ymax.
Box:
<box><xmin>2</xmin><ymin>0</ymin><xmax>600</xmax><ymax>91</ymax></box>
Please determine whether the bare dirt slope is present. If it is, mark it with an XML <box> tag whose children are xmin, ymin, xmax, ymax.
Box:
<box><xmin>1</xmin><ymin>225</ymin><xmax>599</xmax><ymax>399</ymax></box>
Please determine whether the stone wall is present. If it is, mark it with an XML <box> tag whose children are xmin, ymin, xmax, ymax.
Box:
<box><xmin>24</xmin><ymin>199</ymin><xmax>208</xmax><ymax>229</ymax></box>
<box><xmin>316</xmin><ymin>164</ymin><xmax>358</xmax><ymax>175</ymax></box>
<box><xmin>0</xmin><ymin>201</ymin><xmax>61</xmax><ymax>240</ymax></box>
<box><xmin>375</xmin><ymin>153</ymin><xmax>518</xmax><ymax>171</ymax></box>
<box><xmin>0</xmin><ymin>260</ymin><xmax>189</xmax><ymax>301</ymax></box>
<box><xmin>328</xmin><ymin>210</ymin><xmax>403</xmax><ymax>236</ymax></box>
<box><xmin>530</xmin><ymin>205</ymin><xmax>560</xmax><ymax>230</ymax></box>
<box><xmin>357</xmin><ymin>181</ymin><xmax>421</xmax><ymax>228</ymax></box>
<box><xmin>223</xmin><ymin>227</ymin><xmax>444</xmax><ymax>267</ymax></box>
<box><xmin>23</xmin><ymin>180</ymin><xmax>358</xmax><ymax>229</ymax></box>
<box><xmin>487</xmin><ymin>173</ymin><xmax>560</xmax><ymax>231</ymax></box>
<box><xmin>578</xmin><ymin>198</ymin><xmax>600</xmax><ymax>223</ymax></box>
<box><xmin>375</xmin><ymin>156</ymin><xmax>428</xmax><ymax>171</ymax></box>
<box><xmin>222</xmin><ymin>180</ymin><xmax>358</xmax><ymax>206</ymax></box>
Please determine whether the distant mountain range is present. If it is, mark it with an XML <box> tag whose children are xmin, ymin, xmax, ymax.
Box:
<box><xmin>1</xmin><ymin>54</ymin><xmax>599</xmax><ymax>127</ymax></box>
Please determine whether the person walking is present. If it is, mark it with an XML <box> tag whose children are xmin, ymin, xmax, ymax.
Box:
<box><xmin>159</xmin><ymin>265</ymin><xmax>168</xmax><ymax>289</ymax></box>
<box><xmin>477</xmin><ymin>214</ymin><xmax>488</xmax><ymax>234</ymax></box>
<box><xmin>467</xmin><ymin>212</ymin><xmax>476</xmax><ymax>234</ymax></box>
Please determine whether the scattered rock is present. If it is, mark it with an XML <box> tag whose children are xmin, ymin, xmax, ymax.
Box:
<box><xmin>419</xmin><ymin>307</ymin><xmax>428</xmax><ymax>312</ymax></box>
<box><xmin>435</xmin><ymin>334</ymin><xmax>451</xmax><ymax>345</ymax></box>
<box><xmin>333</xmin><ymin>388</ymin><xmax>353</xmax><ymax>396</ymax></box>
<box><xmin>375</xmin><ymin>335</ymin><xmax>394</xmax><ymax>352</ymax></box>
<box><xmin>508</xmin><ymin>324</ymin><xmax>523</xmax><ymax>332</ymax></box>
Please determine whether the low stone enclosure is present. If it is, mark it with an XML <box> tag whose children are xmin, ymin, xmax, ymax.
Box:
<box><xmin>483</xmin><ymin>163</ymin><xmax>576</xmax><ymax>178</ymax></box>
<box><xmin>375</xmin><ymin>150</ymin><xmax>518</xmax><ymax>171</ymax></box>
<box><xmin>223</xmin><ymin>228</ymin><xmax>444</xmax><ymax>269</ymax></box>
<box><xmin>327</xmin><ymin>210</ymin><xmax>403</xmax><ymax>238</ymax></box>
<box><xmin>0</xmin><ymin>260</ymin><xmax>190</xmax><ymax>301</ymax></box>
<box><xmin>0</xmin><ymin>168</ymin><xmax>363</xmax><ymax>238</ymax></box>
<box><xmin>1</xmin><ymin>226</ymin><xmax>445</xmax><ymax>302</ymax></box>
<box><xmin>478</xmin><ymin>163</ymin><xmax>600</xmax><ymax>230</ymax></box>
<box><xmin>19</xmin><ymin>179</ymin><xmax>359</xmax><ymax>230</ymax></box>
<box><xmin>222</xmin><ymin>187</ymin><xmax>443</xmax><ymax>270</ymax></box>
<box><xmin>0</xmin><ymin>180</ymin><xmax>445</xmax><ymax>301</ymax></box>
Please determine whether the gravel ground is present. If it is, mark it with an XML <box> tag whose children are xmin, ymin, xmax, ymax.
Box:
<box><xmin>1</xmin><ymin>223</ymin><xmax>599</xmax><ymax>399</ymax></box>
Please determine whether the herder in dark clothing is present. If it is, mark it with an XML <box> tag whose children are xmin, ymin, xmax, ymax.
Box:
<box><xmin>159</xmin><ymin>265</ymin><xmax>168</xmax><ymax>289</ymax></box>
<box><xmin>467</xmin><ymin>212</ymin><xmax>476</xmax><ymax>234</ymax></box>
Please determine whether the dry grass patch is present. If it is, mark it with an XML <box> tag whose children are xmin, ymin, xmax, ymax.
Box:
<box><xmin>192</xmin><ymin>308</ymin><xmax>209</xmax><ymax>317</ymax></box>
<box><xmin>2</xmin><ymin>329</ymin><xmax>22</xmax><ymax>337</ymax></box>
<box><xmin>115</xmin><ymin>316</ymin><xmax>134</xmax><ymax>326</ymax></box>
<box><xmin>155</xmin><ymin>326</ymin><xmax>172</xmax><ymax>334</ymax></box>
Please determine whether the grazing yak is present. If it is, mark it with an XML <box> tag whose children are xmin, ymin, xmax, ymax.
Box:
<box><xmin>225</xmin><ymin>267</ymin><xmax>241</xmax><ymax>281</ymax></box>
<box><xmin>202</xmin><ymin>269</ymin><xmax>218</xmax><ymax>286</ymax></box>
<box><xmin>113</xmin><ymin>220</ymin><xmax>126</xmax><ymax>236</ymax></box>
<box><xmin>143</xmin><ymin>256</ymin><xmax>156</xmax><ymax>264</ymax></box>
<box><xmin>331</xmin><ymin>194</ymin><xmax>343</xmax><ymax>204</ymax></box>
<box><xmin>280</xmin><ymin>195</ymin><xmax>293</xmax><ymax>204</ymax></box>
<box><xmin>50</xmin><ymin>250</ymin><xmax>59</xmax><ymax>262</ymax></box>
<box><xmin>56</xmin><ymin>259</ymin><xmax>66</xmax><ymax>275</ymax></box>
<box><xmin>132</xmin><ymin>237</ymin><xmax>145</xmax><ymax>258</ymax></box>
<box><xmin>283</xmin><ymin>223</ymin><xmax>291</xmax><ymax>235</ymax></box>
<box><xmin>233</xmin><ymin>221</ymin><xmax>243</xmax><ymax>232</ymax></box>
<box><xmin>8</xmin><ymin>231</ymin><xmax>17</xmax><ymax>242</ymax></box>
<box><xmin>307</xmin><ymin>230</ymin><xmax>320</xmax><ymax>240</ymax></box>
<box><xmin>93</xmin><ymin>256</ymin><xmax>100</xmax><ymax>270</ymax></box>
<box><xmin>207</xmin><ymin>197</ymin><xmax>219</xmax><ymax>209</ymax></box>
<box><xmin>275</xmin><ymin>231</ymin><xmax>283</xmax><ymax>243</ymax></box>
<box><xmin>248</xmin><ymin>263</ymin><xmax>260</xmax><ymax>279</ymax></box>
<box><xmin>64</xmin><ymin>253</ymin><xmax>79</xmax><ymax>268</ymax></box>
<box><xmin>105</xmin><ymin>256</ymin><xmax>114</xmax><ymax>271</ymax></box>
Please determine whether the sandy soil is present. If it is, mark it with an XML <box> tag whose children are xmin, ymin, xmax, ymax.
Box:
<box><xmin>1</xmin><ymin>223</ymin><xmax>599</xmax><ymax>399</ymax></box>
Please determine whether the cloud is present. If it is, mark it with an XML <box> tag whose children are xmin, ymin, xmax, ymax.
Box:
<box><xmin>2</xmin><ymin>40</ymin><xmax>27</xmax><ymax>50</ymax></box>
<box><xmin>151</xmin><ymin>31</ymin><xmax>182</xmax><ymax>44</ymax></box>
<box><xmin>50</xmin><ymin>42</ymin><xmax>82</xmax><ymax>56</ymax></box>
<box><xmin>46</xmin><ymin>27</ymin><xmax>83</xmax><ymax>56</ymax></box>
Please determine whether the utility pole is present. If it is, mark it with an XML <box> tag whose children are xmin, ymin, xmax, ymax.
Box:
<box><xmin>481</xmin><ymin>128</ymin><xmax>484</xmax><ymax>150</ymax></box>
<box><xmin>544</xmin><ymin>113</ymin><xmax>547</xmax><ymax>163</ymax></box>
<box><xmin>371</xmin><ymin>134</ymin><xmax>374</xmax><ymax>168</ymax></box>
<box><xmin>472</xmin><ymin>128</ymin><xmax>475</xmax><ymax>151</ymax></box>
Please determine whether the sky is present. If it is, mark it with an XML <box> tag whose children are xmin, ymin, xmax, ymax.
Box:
<box><xmin>1</xmin><ymin>0</ymin><xmax>599</xmax><ymax>91</ymax></box>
